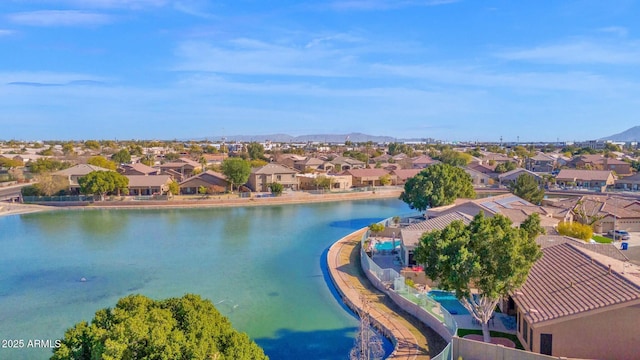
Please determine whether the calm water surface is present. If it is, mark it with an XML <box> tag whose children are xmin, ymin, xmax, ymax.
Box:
<box><xmin>0</xmin><ymin>199</ymin><xmax>411</xmax><ymax>359</ymax></box>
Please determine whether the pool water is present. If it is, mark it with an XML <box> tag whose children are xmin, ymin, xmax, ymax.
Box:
<box><xmin>374</xmin><ymin>241</ymin><xmax>399</xmax><ymax>251</ymax></box>
<box><xmin>428</xmin><ymin>290</ymin><xmax>469</xmax><ymax>315</ymax></box>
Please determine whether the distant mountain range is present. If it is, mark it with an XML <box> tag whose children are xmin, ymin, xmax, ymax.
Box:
<box><xmin>600</xmin><ymin>126</ymin><xmax>640</xmax><ymax>141</ymax></box>
<box><xmin>198</xmin><ymin>132</ymin><xmax>420</xmax><ymax>143</ymax></box>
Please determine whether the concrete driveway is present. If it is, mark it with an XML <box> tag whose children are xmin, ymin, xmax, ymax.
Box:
<box><xmin>618</xmin><ymin>232</ymin><xmax>640</xmax><ymax>266</ymax></box>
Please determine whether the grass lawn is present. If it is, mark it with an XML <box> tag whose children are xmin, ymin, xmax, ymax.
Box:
<box><xmin>592</xmin><ymin>235</ymin><xmax>612</xmax><ymax>244</ymax></box>
<box><xmin>457</xmin><ymin>329</ymin><xmax>525</xmax><ymax>350</ymax></box>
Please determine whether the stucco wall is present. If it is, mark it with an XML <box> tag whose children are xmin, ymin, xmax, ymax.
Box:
<box><xmin>532</xmin><ymin>304</ymin><xmax>640</xmax><ymax>360</ymax></box>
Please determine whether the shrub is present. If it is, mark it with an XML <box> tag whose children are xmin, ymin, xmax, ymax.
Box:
<box><xmin>557</xmin><ymin>221</ymin><xmax>593</xmax><ymax>240</ymax></box>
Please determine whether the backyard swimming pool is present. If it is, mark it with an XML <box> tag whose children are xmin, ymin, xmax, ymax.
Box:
<box><xmin>374</xmin><ymin>240</ymin><xmax>399</xmax><ymax>252</ymax></box>
<box><xmin>428</xmin><ymin>290</ymin><xmax>469</xmax><ymax>315</ymax></box>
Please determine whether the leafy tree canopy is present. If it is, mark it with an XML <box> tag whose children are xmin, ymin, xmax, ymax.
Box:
<box><xmin>400</xmin><ymin>163</ymin><xmax>475</xmax><ymax>211</ymax></box>
<box><xmin>494</xmin><ymin>161</ymin><xmax>517</xmax><ymax>173</ymax></box>
<box><xmin>436</xmin><ymin>149</ymin><xmax>471</xmax><ymax>166</ymax></box>
<box><xmin>221</xmin><ymin>158</ymin><xmax>251</xmax><ymax>192</ymax></box>
<box><xmin>51</xmin><ymin>294</ymin><xmax>268</xmax><ymax>360</ymax></box>
<box><xmin>111</xmin><ymin>149</ymin><xmax>131</xmax><ymax>164</ymax></box>
<box><xmin>29</xmin><ymin>158</ymin><xmax>71</xmax><ymax>174</ymax></box>
<box><xmin>87</xmin><ymin>156</ymin><xmax>117</xmax><ymax>171</ymax></box>
<box><xmin>508</xmin><ymin>173</ymin><xmax>544</xmax><ymax>204</ymax></box>
<box><xmin>78</xmin><ymin>171</ymin><xmax>128</xmax><ymax>200</ymax></box>
<box><xmin>414</xmin><ymin>212</ymin><xmax>543</xmax><ymax>342</ymax></box>
<box><xmin>247</xmin><ymin>142</ymin><xmax>266</xmax><ymax>161</ymax></box>
<box><xmin>268</xmin><ymin>182</ymin><xmax>284</xmax><ymax>196</ymax></box>
<box><xmin>83</xmin><ymin>140</ymin><xmax>101</xmax><ymax>150</ymax></box>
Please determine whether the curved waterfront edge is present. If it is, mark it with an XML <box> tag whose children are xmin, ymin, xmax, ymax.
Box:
<box><xmin>326</xmin><ymin>228</ymin><xmax>441</xmax><ymax>359</ymax></box>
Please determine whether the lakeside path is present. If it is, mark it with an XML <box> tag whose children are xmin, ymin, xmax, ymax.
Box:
<box><xmin>0</xmin><ymin>189</ymin><xmax>403</xmax><ymax>217</ymax></box>
<box><xmin>327</xmin><ymin>229</ymin><xmax>447</xmax><ymax>359</ymax></box>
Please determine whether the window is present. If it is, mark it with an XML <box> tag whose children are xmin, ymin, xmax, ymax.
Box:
<box><xmin>529</xmin><ymin>329</ymin><xmax>533</xmax><ymax>351</ymax></box>
<box><xmin>276</xmin><ymin>175</ymin><xmax>281</xmax><ymax>181</ymax></box>
<box><xmin>523</xmin><ymin>320</ymin><xmax>528</xmax><ymax>342</ymax></box>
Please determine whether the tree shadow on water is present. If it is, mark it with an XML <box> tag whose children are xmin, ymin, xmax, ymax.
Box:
<box><xmin>255</xmin><ymin>327</ymin><xmax>361</xmax><ymax>360</ymax></box>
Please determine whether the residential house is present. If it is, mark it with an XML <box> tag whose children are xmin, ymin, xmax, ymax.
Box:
<box><xmin>201</xmin><ymin>153</ymin><xmax>228</xmax><ymax>166</ymax></box>
<box><xmin>547</xmin><ymin>195</ymin><xmax>640</xmax><ymax>233</ymax></box>
<box><xmin>126</xmin><ymin>175</ymin><xmax>173</xmax><ymax>196</ymax></box>
<box><xmin>52</xmin><ymin>164</ymin><xmax>112</xmax><ymax>193</ymax></box>
<box><xmin>157</xmin><ymin>157</ymin><xmax>201</xmax><ymax>182</ymax></box>
<box><xmin>330</xmin><ymin>156</ymin><xmax>366</xmax><ymax>170</ymax></box>
<box><xmin>293</xmin><ymin>157</ymin><xmax>326</xmax><ymax>172</ymax></box>
<box><xmin>555</xmin><ymin>169</ymin><xmax>615</xmax><ymax>191</ymax></box>
<box><xmin>614</xmin><ymin>172</ymin><xmax>640</xmax><ymax>191</ymax></box>
<box><xmin>498</xmin><ymin>168</ymin><xmax>542</xmax><ymax>187</ymax></box>
<box><xmin>511</xmin><ymin>242</ymin><xmax>640</xmax><ymax>359</ymax></box>
<box><xmin>297</xmin><ymin>173</ymin><xmax>352</xmax><ymax>191</ymax></box>
<box><xmin>276</xmin><ymin>154</ymin><xmax>307</xmax><ymax>169</ymax></box>
<box><xmin>340</xmin><ymin>168</ymin><xmax>395</xmax><ymax>187</ymax></box>
<box><xmin>248</xmin><ymin>164</ymin><xmax>299</xmax><ymax>192</ymax></box>
<box><xmin>179</xmin><ymin>170</ymin><xmax>230</xmax><ymax>194</ymax></box>
<box><xmin>572</xmin><ymin>155</ymin><xmax>632</xmax><ymax>176</ymax></box>
<box><xmin>525</xmin><ymin>153</ymin><xmax>556</xmax><ymax>173</ymax></box>
<box><xmin>390</xmin><ymin>169</ymin><xmax>422</xmax><ymax>185</ymax></box>
<box><xmin>411</xmin><ymin>155</ymin><xmax>439</xmax><ymax>169</ymax></box>
<box><xmin>118</xmin><ymin>163</ymin><xmax>160</xmax><ymax>176</ymax></box>
<box><xmin>463</xmin><ymin>166</ymin><xmax>494</xmax><ymax>187</ymax></box>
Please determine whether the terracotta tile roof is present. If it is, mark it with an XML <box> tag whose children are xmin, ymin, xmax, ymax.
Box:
<box><xmin>391</xmin><ymin>169</ymin><xmax>422</xmax><ymax>180</ymax></box>
<box><xmin>126</xmin><ymin>175</ymin><xmax>172</xmax><ymax>187</ymax></box>
<box><xmin>400</xmin><ymin>212</ymin><xmax>473</xmax><ymax>248</ymax></box>
<box><xmin>121</xmin><ymin>163</ymin><xmax>157</xmax><ymax>174</ymax></box>
<box><xmin>411</xmin><ymin>155</ymin><xmax>437</xmax><ymax>166</ymax></box>
<box><xmin>252</xmin><ymin>163</ymin><xmax>297</xmax><ymax>175</ymax></box>
<box><xmin>498</xmin><ymin>168</ymin><xmax>540</xmax><ymax>180</ymax></box>
<box><xmin>556</xmin><ymin>169</ymin><xmax>613</xmax><ymax>182</ymax></box>
<box><xmin>515</xmin><ymin>243</ymin><xmax>640</xmax><ymax>325</ymax></box>
<box><xmin>536</xmin><ymin>235</ymin><xmax>629</xmax><ymax>262</ymax></box>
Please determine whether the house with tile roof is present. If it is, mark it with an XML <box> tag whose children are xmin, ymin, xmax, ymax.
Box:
<box><xmin>339</xmin><ymin>168</ymin><xmax>395</xmax><ymax>187</ymax></box>
<box><xmin>157</xmin><ymin>157</ymin><xmax>201</xmax><ymax>182</ymax></box>
<box><xmin>525</xmin><ymin>153</ymin><xmax>557</xmax><ymax>173</ymax></box>
<box><xmin>118</xmin><ymin>163</ymin><xmax>160</xmax><ymax>176</ymax></box>
<box><xmin>498</xmin><ymin>168</ymin><xmax>542</xmax><ymax>186</ymax></box>
<box><xmin>555</xmin><ymin>169</ymin><xmax>615</xmax><ymax>191</ymax></box>
<box><xmin>179</xmin><ymin>170</ymin><xmax>230</xmax><ymax>194</ymax></box>
<box><xmin>463</xmin><ymin>166</ymin><xmax>494</xmax><ymax>187</ymax></box>
<box><xmin>545</xmin><ymin>195</ymin><xmax>640</xmax><ymax>233</ymax></box>
<box><xmin>572</xmin><ymin>154</ymin><xmax>632</xmax><ymax>176</ymax></box>
<box><xmin>293</xmin><ymin>157</ymin><xmax>327</xmax><ymax>172</ymax></box>
<box><xmin>390</xmin><ymin>168</ymin><xmax>421</xmax><ymax>185</ymax></box>
<box><xmin>614</xmin><ymin>171</ymin><xmax>640</xmax><ymax>191</ymax></box>
<box><xmin>247</xmin><ymin>163</ymin><xmax>299</xmax><ymax>192</ymax></box>
<box><xmin>510</xmin><ymin>242</ymin><xmax>640</xmax><ymax>359</ymax></box>
<box><xmin>330</xmin><ymin>156</ymin><xmax>366</xmax><ymax>170</ymax></box>
<box><xmin>53</xmin><ymin>164</ymin><xmax>112</xmax><ymax>193</ymax></box>
<box><xmin>296</xmin><ymin>173</ymin><xmax>352</xmax><ymax>191</ymax></box>
<box><xmin>125</xmin><ymin>174</ymin><xmax>173</xmax><ymax>196</ymax></box>
<box><xmin>411</xmin><ymin>155</ymin><xmax>439</xmax><ymax>169</ymax></box>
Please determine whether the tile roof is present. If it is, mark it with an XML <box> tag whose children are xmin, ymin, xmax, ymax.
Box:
<box><xmin>252</xmin><ymin>163</ymin><xmax>298</xmax><ymax>175</ymax></box>
<box><xmin>401</xmin><ymin>212</ymin><xmax>473</xmax><ymax>248</ymax></box>
<box><xmin>391</xmin><ymin>169</ymin><xmax>422</xmax><ymax>180</ymax></box>
<box><xmin>498</xmin><ymin>168</ymin><xmax>540</xmax><ymax>180</ymax></box>
<box><xmin>126</xmin><ymin>175</ymin><xmax>172</xmax><ymax>187</ymax></box>
<box><xmin>515</xmin><ymin>242</ymin><xmax>640</xmax><ymax>325</ymax></box>
<box><xmin>536</xmin><ymin>235</ymin><xmax>629</xmax><ymax>262</ymax></box>
<box><xmin>341</xmin><ymin>168</ymin><xmax>390</xmax><ymax>177</ymax></box>
<box><xmin>53</xmin><ymin>164</ymin><xmax>111</xmax><ymax>176</ymax></box>
<box><xmin>121</xmin><ymin>163</ymin><xmax>157</xmax><ymax>174</ymax></box>
<box><xmin>555</xmin><ymin>169</ymin><xmax>613</xmax><ymax>181</ymax></box>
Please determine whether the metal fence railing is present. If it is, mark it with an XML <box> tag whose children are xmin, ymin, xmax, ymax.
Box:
<box><xmin>23</xmin><ymin>195</ymin><xmax>94</xmax><ymax>202</ymax></box>
<box><xmin>359</xmin><ymin>220</ymin><xmax>458</xmax><ymax>358</ymax></box>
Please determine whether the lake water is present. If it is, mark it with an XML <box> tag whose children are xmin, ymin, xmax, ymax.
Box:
<box><xmin>0</xmin><ymin>199</ymin><xmax>411</xmax><ymax>359</ymax></box>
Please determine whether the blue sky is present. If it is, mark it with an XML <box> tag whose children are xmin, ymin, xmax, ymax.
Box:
<box><xmin>1</xmin><ymin>0</ymin><xmax>640</xmax><ymax>142</ymax></box>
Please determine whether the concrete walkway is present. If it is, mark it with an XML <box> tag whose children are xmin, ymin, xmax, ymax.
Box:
<box><xmin>327</xmin><ymin>229</ymin><xmax>447</xmax><ymax>359</ymax></box>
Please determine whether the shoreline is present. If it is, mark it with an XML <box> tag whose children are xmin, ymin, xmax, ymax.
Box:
<box><xmin>0</xmin><ymin>189</ymin><xmax>403</xmax><ymax>216</ymax></box>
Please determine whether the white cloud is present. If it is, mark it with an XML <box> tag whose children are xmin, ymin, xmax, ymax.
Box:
<box><xmin>7</xmin><ymin>10</ymin><xmax>113</xmax><ymax>27</ymax></box>
<box><xmin>174</xmin><ymin>39</ymin><xmax>360</xmax><ymax>77</ymax></box>
<box><xmin>0</xmin><ymin>29</ymin><xmax>16</xmax><ymax>36</ymax></box>
<box><xmin>496</xmin><ymin>40</ymin><xmax>640</xmax><ymax>65</ymax></box>
<box><xmin>27</xmin><ymin>0</ymin><xmax>168</xmax><ymax>9</ymax></box>
<box><xmin>598</xmin><ymin>26</ymin><xmax>628</xmax><ymax>37</ymax></box>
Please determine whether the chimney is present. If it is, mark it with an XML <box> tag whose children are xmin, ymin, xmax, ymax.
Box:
<box><xmin>608</xmin><ymin>264</ymin><xmax>612</xmax><ymax>274</ymax></box>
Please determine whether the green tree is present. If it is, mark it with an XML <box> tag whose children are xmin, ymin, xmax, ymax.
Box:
<box><xmin>414</xmin><ymin>212</ymin><xmax>543</xmax><ymax>343</ymax></box>
<box><xmin>83</xmin><ymin>140</ymin><xmax>101</xmax><ymax>151</ymax></box>
<box><xmin>78</xmin><ymin>171</ymin><xmax>129</xmax><ymax>201</ymax></box>
<box><xmin>51</xmin><ymin>294</ymin><xmax>268</xmax><ymax>360</ymax></box>
<box><xmin>400</xmin><ymin>163</ymin><xmax>475</xmax><ymax>212</ymax></box>
<box><xmin>62</xmin><ymin>142</ymin><xmax>76</xmax><ymax>156</ymax></box>
<box><xmin>29</xmin><ymin>158</ymin><xmax>70</xmax><ymax>174</ymax></box>
<box><xmin>87</xmin><ymin>156</ymin><xmax>117</xmax><ymax>171</ymax></box>
<box><xmin>111</xmin><ymin>149</ymin><xmax>131</xmax><ymax>164</ymax></box>
<box><xmin>557</xmin><ymin>221</ymin><xmax>593</xmax><ymax>240</ymax></box>
<box><xmin>313</xmin><ymin>175</ymin><xmax>333</xmax><ymax>190</ymax></box>
<box><xmin>494</xmin><ymin>162</ymin><xmax>517</xmax><ymax>173</ymax></box>
<box><xmin>37</xmin><ymin>146</ymin><xmax>54</xmax><ymax>156</ymax></box>
<box><xmin>247</xmin><ymin>142</ymin><xmax>266</xmax><ymax>161</ymax></box>
<box><xmin>168</xmin><ymin>181</ymin><xmax>180</xmax><ymax>196</ymax></box>
<box><xmin>268</xmin><ymin>182</ymin><xmax>284</xmax><ymax>196</ymax></box>
<box><xmin>0</xmin><ymin>157</ymin><xmax>22</xmax><ymax>168</ymax></box>
<box><xmin>221</xmin><ymin>158</ymin><xmax>251</xmax><ymax>192</ymax></box>
<box><xmin>368</xmin><ymin>223</ymin><xmax>385</xmax><ymax>237</ymax></box>
<box><xmin>508</xmin><ymin>174</ymin><xmax>545</xmax><ymax>204</ymax></box>
<box><xmin>164</xmin><ymin>152</ymin><xmax>180</xmax><ymax>161</ymax></box>
<box><xmin>379</xmin><ymin>174</ymin><xmax>392</xmax><ymax>186</ymax></box>
<box><xmin>249</xmin><ymin>159</ymin><xmax>268</xmax><ymax>168</ymax></box>
<box><xmin>437</xmin><ymin>149</ymin><xmax>471</xmax><ymax>166</ymax></box>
